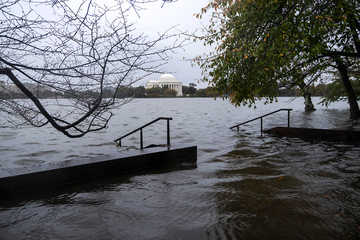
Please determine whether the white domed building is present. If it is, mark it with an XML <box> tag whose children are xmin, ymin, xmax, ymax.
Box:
<box><xmin>146</xmin><ymin>74</ymin><xmax>182</xmax><ymax>96</ymax></box>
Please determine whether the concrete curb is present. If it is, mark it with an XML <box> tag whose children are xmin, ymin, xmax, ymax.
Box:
<box><xmin>264</xmin><ymin>127</ymin><xmax>360</xmax><ymax>142</ymax></box>
<box><xmin>0</xmin><ymin>145</ymin><xmax>197</xmax><ymax>197</ymax></box>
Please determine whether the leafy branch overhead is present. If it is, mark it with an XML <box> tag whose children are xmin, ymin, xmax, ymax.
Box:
<box><xmin>193</xmin><ymin>0</ymin><xmax>360</xmax><ymax>119</ymax></box>
<box><xmin>0</xmin><ymin>0</ymin><xmax>184</xmax><ymax>137</ymax></box>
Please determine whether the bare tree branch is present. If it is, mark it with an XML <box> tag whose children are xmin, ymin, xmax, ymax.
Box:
<box><xmin>0</xmin><ymin>0</ymin><xmax>184</xmax><ymax>137</ymax></box>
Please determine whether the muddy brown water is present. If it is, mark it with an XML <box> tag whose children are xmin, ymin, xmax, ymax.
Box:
<box><xmin>0</xmin><ymin>97</ymin><xmax>359</xmax><ymax>239</ymax></box>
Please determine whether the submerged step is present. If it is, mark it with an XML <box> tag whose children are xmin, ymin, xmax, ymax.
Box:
<box><xmin>264</xmin><ymin>127</ymin><xmax>360</xmax><ymax>142</ymax></box>
<box><xmin>0</xmin><ymin>145</ymin><xmax>197</xmax><ymax>196</ymax></box>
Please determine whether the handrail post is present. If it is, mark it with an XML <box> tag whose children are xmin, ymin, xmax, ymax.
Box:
<box><xmin>287</xmin><ymin>110</ymin><xmax>291</xmax><ymax>127</ymax></box>
<box><xmin>260</xmin><ymin>117</ymin><xmax>263</xmax><ymax>133</ymax></box>
<box><xmin>140</xmin><ymin>128</ymin><xmax>143</xmax><ymax>150</ymax></box>
<box><xmin>167</xmin><ymin>119</ymin><xmax>170</xmax><ymax>146</ymax></box>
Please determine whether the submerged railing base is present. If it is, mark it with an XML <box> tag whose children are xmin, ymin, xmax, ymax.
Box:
<box><xmin>0</xmin><ymin>145</ymin><xmax>197</xmax><ymax>197</ymax></box>
<box><xmin>264</xmin><ymin>127</ymin><xmax>360</xmax><ymax>142</ymax></box>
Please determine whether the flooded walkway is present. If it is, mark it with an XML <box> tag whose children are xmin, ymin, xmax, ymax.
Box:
<box><xmin>1</xmin><ymin>98</ymin><xmax>359</xmax><ymax>239</ymax></box>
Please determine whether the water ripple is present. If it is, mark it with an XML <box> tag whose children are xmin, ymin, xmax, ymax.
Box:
<box><xmin>1</xmin><ymin>98</ymin><xmax>360</xmax><ymax>239</ymax></box>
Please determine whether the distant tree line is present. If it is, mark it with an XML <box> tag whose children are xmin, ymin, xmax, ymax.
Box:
<box><xmin>112</xmin><ymin>84</ymin><xmax>221</xmax><ymax>98</ymax></box>
<box><xmin>3</xmin><ymin>81</ymin><xmax>354</xmax><ymax>101</ymax></box>
<box><xmin>0</xmin><ymin>83</ymin><xmax>221</xmax><ymax>99</ymax></box>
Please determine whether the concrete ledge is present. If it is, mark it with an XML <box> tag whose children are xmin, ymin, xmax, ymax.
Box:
<box><xmin>264</xmin><ymin>127</ymin><xmax>360</xmax><ymax>142</ymax></box>
<box><xmin>0</xmin><ymin>145</ymin><xmax>197</xmax><ymax>197</ymax></box>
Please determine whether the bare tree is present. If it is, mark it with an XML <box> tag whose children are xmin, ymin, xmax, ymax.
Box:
<box><xmin>0</xmin><ymin>0</ymin><xmax>183</xmax><ymax>137</ymax></box>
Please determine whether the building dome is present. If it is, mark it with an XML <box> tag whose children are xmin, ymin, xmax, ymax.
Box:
<box><xmin>157</xmin><ymin>74</ymin><xmax>179</xmax><ymax>82</ymax></box>
<box><xmin>146</xmin><ymin>73</ymin><xmax>182</xmax><ymax>96</ymax></box>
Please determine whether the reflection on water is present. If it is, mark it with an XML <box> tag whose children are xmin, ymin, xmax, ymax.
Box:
<box><xmin>1</xmin><ymin>97</ymin><xmax>360</xmax><ymax>239</ymax></box>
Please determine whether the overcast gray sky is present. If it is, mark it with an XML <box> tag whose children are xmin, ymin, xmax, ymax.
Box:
<box><xmin>128</xmin><ymin>0</ymin><xmax>213</xmax><ymax>89</ymax></box>
<box><xmin>1</xmin><ymin>0</ymin><xmax>213</xmax><ymax>89</ymax></box>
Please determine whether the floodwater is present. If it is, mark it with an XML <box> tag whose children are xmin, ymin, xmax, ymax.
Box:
<box><xmin>0</xmin><ymin>97</ymin><xmax>360</xmax><ymax>239</ymax></box>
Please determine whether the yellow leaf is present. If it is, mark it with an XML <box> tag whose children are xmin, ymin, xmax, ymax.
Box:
<box><xmin>278</xmin><ymin>176</ymin><xmax>283</xmax><ymax>179</ymax></box>
<box><xmin>244</xmin><ymin>54</ymin><xmax>248</xmax><ymax>59</ymax></box>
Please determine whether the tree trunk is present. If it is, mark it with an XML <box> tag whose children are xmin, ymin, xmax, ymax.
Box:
<box><xmin>303</xmin><ymin>87</ymin><xmax>316</xmax><ymax>111</ymax></box>
<box><xmin>299</xmin><ymin>82</ymin><xmax>316</xmax><ymax>111</ymax></box>
<box><xmin>335</xmin><ymin>59</ymin><xmax>360</xmax><ymax>119</ymax></box>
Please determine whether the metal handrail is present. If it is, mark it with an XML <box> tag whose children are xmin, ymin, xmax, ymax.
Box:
<box><xmin>114</xmin><ymin>117</ymin><xmax>172</xmax><ymax>149</ymax></box>
<box><xmin>230</xmin><ymin>109</ymin><xmax>292</xmax><ymax>132</ymax></box>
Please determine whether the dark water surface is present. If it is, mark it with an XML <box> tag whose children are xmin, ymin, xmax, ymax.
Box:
<box><xmin>1</xmin><ymin>97</ymin><xmax>360</xmax><ymax>239</ymax></box>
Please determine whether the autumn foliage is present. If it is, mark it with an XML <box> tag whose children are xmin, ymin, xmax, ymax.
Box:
<box><xmin>194</xmin><ymin>0</ymin><xmax>360</xmax><ymax>118</ymax></box>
